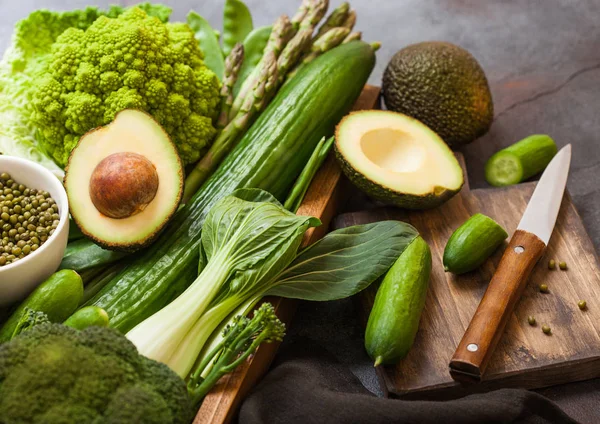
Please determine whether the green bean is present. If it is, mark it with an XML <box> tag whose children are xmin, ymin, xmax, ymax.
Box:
<box><xmin>222</xmin><ymin>0</ymin><xmax>254</xmax><ymax>57</ymax></box>
<box><xmin>187</xmin><ymin>11</ymin><xmax>226</xmax><ymax>81</ymax></box>
<box><xmin>233</xmin><ymin>25</ymin><xmax>272</xmax><ymax>97</ymax></box>
<box><xmin>284</xmin><ymin>136</ymin><xmax>335</xmax><ymax>213</ymax></box>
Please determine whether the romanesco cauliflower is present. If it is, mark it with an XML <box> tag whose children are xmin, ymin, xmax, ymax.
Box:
<box><xmin>0</xmin><ymin>4</ymin><xmax>172</xmax><ymax>177</ymax></box>
<box><xmin>32</xmin><ymin>7</ymin><xmax>220</xmax><ymax>166</ymax></box>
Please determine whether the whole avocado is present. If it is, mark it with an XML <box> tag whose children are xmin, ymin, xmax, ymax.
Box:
<box><xmin>382</xmin><ymin>41</ymin><xmax>493</xmax><ymax>148</ymax></box>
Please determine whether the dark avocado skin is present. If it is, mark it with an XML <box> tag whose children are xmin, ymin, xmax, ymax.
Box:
<box><xmin>334</xmin><ymin>145</ymin><xmax>463</xmax><ymax>210</ymax></box>
<box><xmin>382</xmin><ymin>41</ymin><xmax>493</xmax><ymax>149</ymax></box>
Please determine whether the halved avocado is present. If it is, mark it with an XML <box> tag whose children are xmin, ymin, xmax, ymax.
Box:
<box><xmin>335</xmin><ymin>110</ymin><xmax>464</xmax><ymax>210</ymax></box>
<box><xmin>64</xmin><ymin>110</ymin><xmax>184</xmax><ymax>252</ymax></box>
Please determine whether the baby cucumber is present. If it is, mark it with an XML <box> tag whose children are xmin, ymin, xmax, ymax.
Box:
<box><xmin>443</xmin><ymin>213</ymin><xmax>508</xmax><ymax>274</ymax></box>
<box><xmin>365</xmin><ymin>236</ymin><xmax>432</xmax><ymax>366</ymax></box>
<box><xmin>0</xmin><ymin>269</ymin><xmax>83</xmax><ymax>342</ymax></box>
<box><xmin>485</xmin><ymin>134</ymin><xmax>557</xmax><ymax>186</ymax></box>
<box><xmin>64</xmin><ymin>306</ymin><xmax>109</xmax><ymax>330</ymax></box>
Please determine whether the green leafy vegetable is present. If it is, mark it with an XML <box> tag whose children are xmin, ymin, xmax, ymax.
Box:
<box><xmin>267</xmin><ymin>221</ymin><xmax>419</xmax><ymax>300</ymax></box>
<box><xmin>127</xmin><ymin>188</ymin><xmax>419</xmax><ymax>383</ymax></box>
<box><xmin>187</xmin><ymin>11</ymin><xmax>226</xmax><ymax>81</ymax></box>
<box><xmin>222</xmin><ymin>0</ymin><xmax>254</xmax><ymax>57</ymax></box>
<box><xmin>0</xmin><ymin>4</ymin><xmax>172</xmax><ymax>176</ymax></box>
<box><xmin>233</xmin><ymin>25</ymin><xmax>272</xmax><ymax>96</ymax></box>
<box><xmin>126</xmin><ymin>189</ymin><xmax>318</xmax><ymax>377</ymax></box>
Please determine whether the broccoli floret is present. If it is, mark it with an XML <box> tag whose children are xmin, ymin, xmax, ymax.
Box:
<box><xmin>0</xmin><ymin>323</ymin><xmax>192</xmax><ymax>424</ymax></box>
<box><xmin>187</xmin><ymin>302</ymin><xmax>286</xmax><ymax>406</ymax></box>
<box><xmin>10</xmin><ymin>307</ymin><xmax>50</xmax><ymax>339</ymax></box>
<box><xmin>31</xmin><ymin>7</ymin><xmax>220</xmax><ymax>167</ymax></box>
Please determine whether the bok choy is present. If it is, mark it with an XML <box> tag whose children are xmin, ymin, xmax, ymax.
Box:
<box><xmin>126</xmin><ymin>188</ymin><xmax>419</xmax><ymax>381</ymax></box>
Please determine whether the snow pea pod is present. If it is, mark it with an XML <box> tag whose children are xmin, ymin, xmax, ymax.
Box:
<box><xmin>187</xmin><ymin>11</ymin><xmax>225</xmax><ymax>81</ymax></box>
<box><xmin>233</xmin><ymin>25</ymin><xmax>272</xmax><ymax>96</ymax></box>
<box><xmin>222</xmin><ymin>0</ymin><xmax>253</xmax><ymax>57</ymax></box>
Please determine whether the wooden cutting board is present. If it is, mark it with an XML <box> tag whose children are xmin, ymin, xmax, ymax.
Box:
<box><xmin>194</xmin><ymin>85</ymin><xmax>381</xmax><ymax>423</ymax></box>
<box><xmin>335</xmin><ymin>155</ymin><xmax>600</xmax><ymax>399</ymax></box>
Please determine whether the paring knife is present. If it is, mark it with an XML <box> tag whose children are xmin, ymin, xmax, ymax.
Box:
<box><xmin>449</xmin><ymin>144</ymin><xmax>572</xmax><ymax>382</ymax></box>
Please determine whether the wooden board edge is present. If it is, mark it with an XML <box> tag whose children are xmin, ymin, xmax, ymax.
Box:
<box><xmin>194</xmin><ymin>85</ymin><xmax>381</xmax><ymax>424</ymax></box>
<box><xmin>386</xmin><ymin>355</ymin><xmax>600</xmax><ymax>400</ymax></box>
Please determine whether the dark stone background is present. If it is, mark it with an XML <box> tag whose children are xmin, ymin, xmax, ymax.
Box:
<box><xmin>2</xmin><ymin>1</ymin><xmax>598</xmax><ymax>422</ymax></box>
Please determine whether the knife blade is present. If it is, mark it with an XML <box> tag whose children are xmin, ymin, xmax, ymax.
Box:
<box><xmin>449</xmin><ymin>144</ymin><xmax>572</xmax><ymax>382</ymax></box>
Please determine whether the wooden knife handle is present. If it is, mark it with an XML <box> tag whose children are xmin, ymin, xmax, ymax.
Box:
<box><xmin>449</xmin><ymin>229</ymin><xmax>547</xmax><ymax>382</ymax></box>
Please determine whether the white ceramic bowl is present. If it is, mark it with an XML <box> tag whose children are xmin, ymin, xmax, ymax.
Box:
<box><xmin>0</xmin><ymin>156</ymin><xmax>69</xmax><ymax>305</ymax></box>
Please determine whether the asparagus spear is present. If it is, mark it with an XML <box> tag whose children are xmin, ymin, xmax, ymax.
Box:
<box><xmin>314</xmin><ymin>2</ymin><xmax>350</xmax><ymax>40</ymax></box>
<box><xmin>299</xmin><ymin>0</ymin><xmax>330</xmax><ymax>30</ymax></box>
<box><xmin>341</xmin><ymin>9</ymin><xmax>356</xmax><ymax>30</ymax></box>
<box><xmin>229</xmin><ymin>15</ymin><xmax>292</xmax><ymax>121</ymax></box>
<box><xmin>185</xmin><ymin>1</ymin><xmax>332</xmax><ymax>199</ymax></box>
<box><xmin>291</xmin><ymin>0</ymin><xmax>312</xmax><ymax>30</ymax></box>
<box><xmin>304</xmin><ymin>27</ymin><xmax>350</xmax><ymax>64</ymax></box>
<box><xmin>217</xmin><ymin>43</ymin><xmax>244</xmax><ymax>129</ymax></box>
<box><xmin>276</xmin><ymin>29</ymin><xmax>313</xmax><ymax>84</ymax></box>
<box><xmin>276</xmin><ymin>0</ymin><xmax>330</xmax><ymax>84</ymax></box>
<box><xmin>285</xmin><ymin>27</ymin><xmax>350</xmax><ymax>81</ymax></box>
<box><xmin>343</xmin><ymin>31</ymin><xmax>362</xmax><ymax>43</ymax></box>
<box><xmin>183</xmin><ymin>52</ymin><xmax>278</xmax><ymax>201</ymax></box>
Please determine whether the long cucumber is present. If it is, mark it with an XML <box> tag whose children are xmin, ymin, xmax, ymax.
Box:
<box><xmin>86</xmin><ymin>41</ymin><xmax>376</xmax><ymax>332</ymax></box>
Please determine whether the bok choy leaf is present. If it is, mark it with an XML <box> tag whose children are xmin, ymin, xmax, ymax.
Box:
<box><xmin>127</xmin><ymin>188</ymin><xmax>421</xmax><ymax>386</ymax></box>
<box><xmin>266</xmin><ymin>221</ymin><xmax>419</xmax><ymax>300</ymax></box>
<box><xmin>127</xmin><ymin>189</ymin><xmax>319</xmax><ymax>377</ymax></box>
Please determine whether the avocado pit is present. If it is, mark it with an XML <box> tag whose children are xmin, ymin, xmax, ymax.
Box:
<box><xmin>89</xmin><ymin>152</ymin><xmax>159</xmax><ymax>219</ymax></box>
<box><xmin>65</xmin><ymin>109</ymin><xmax>184</xmax><ymax>252</ymax></box>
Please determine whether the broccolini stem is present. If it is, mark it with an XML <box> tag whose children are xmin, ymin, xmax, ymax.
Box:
<box><xmin>183</xmin><ymin>53</ymin><xmax>278</xmax><ymax>202</ymax></box>
<box><xmin>187</xmin><ymin>318</ymin><xmax>244</xmax><ymax>388</ymax></box>
<box><xmin>342</xmin><ymin>31</ymin><xmax>362</xmax><ymax>43</ymax></box>
<box><xmin>284</xmin><ymin>136</ymin><xmax>334</xmax><ymax>212</ymax></box>
<box><xmin>217</xmin><ymin>43</ymin><xmax>244</xmax><ymax>129</ymax></box>
<box><xmin>187</xmin><ymin>303</ymin><xmax>285</xmax><ymax>406</ymax></box>
<box><xmin>314</xmin><ymin>2</ymin><xmax>350</xmax><ymax>40</ymax></box>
